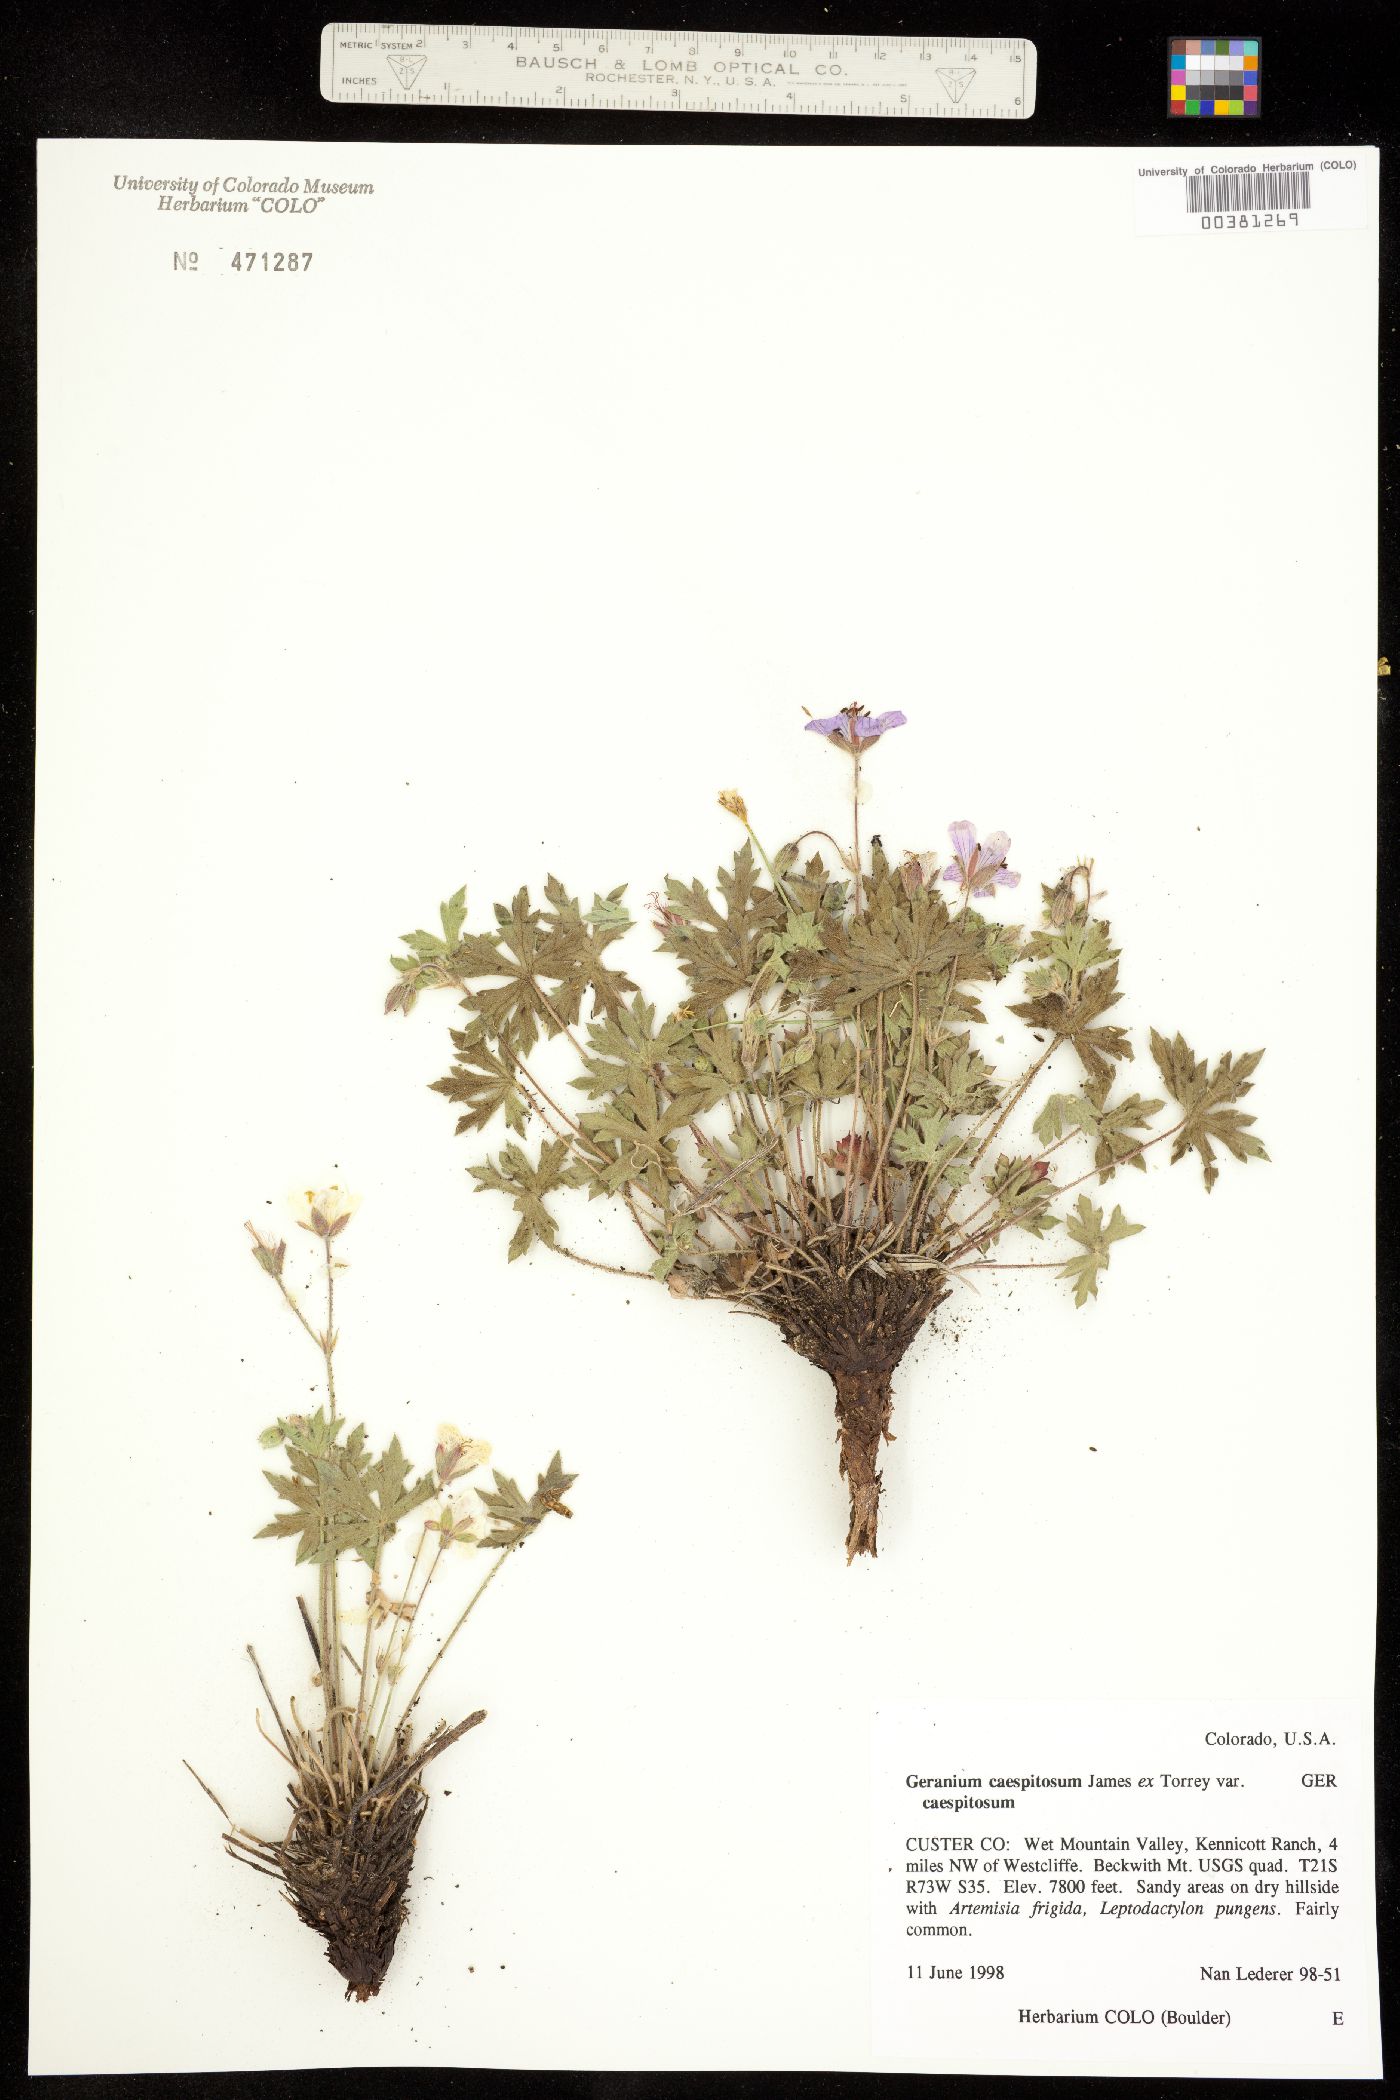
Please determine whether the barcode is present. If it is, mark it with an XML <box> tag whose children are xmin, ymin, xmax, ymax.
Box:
<box><xmin>1185</xmin><ymin>167</ymin><xmax>1311</xmax><ymax>213</ymax></box>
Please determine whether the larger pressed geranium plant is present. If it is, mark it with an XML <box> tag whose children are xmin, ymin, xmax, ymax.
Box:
<box><xmin>387</xmin><ymin>707</ymin><xmax>1266</xmax><ymax>1560</ymax></box>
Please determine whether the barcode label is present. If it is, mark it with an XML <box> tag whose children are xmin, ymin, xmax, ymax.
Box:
<box><xmin>1185</xmin><ymin>166</ymin><xmax>1311</xmax><ymax>213</ymax></box>
<box><xmin>1137</xmin><ymin>149</ymin><xmax>1370</xmax><ymax>238</ymax></box>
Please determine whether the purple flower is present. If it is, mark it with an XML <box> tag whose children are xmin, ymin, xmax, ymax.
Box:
<box><xmin>942</xmin><ymin>821</ymin><xmax>1020</xmax><ymax>898</ymax></box>
<box><xmin>805</xmin><ymin>705</ymin><xmax>907</xmax><ymax>748</ymax></box>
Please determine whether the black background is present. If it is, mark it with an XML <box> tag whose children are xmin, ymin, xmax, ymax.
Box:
<box><xmin>4</xmin><ymin>2</ymin><xmax>1395</xmax><ymax>2095</ymax></box>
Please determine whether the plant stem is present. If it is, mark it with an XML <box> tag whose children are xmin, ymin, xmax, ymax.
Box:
<box><xmin>943</xmin><ymin>1118</ymin><xmax>1188</xmax><ymax>1268</ymax></box>
<box><xmin>863</xmin><ymin>984</ymin><xmax>921</xmax><ymax>1223</ymax></box>
<box><xmin>319</xmin><ymin>1237</ymin><xmax>343</xmax><ymax>1750</ymax></box>
<box><xmin>363</xmin><ymin>1527</ymin><xmax>430</xmax><ymax>1744</ymax></box>
<box><xmin>543</xmin><ymin>1239</ymin><xmax>653</xmax><ymax>1280</ymax></box>
<box><xmin>353</xmin><ymin>1543</ymin><xmax>383</xmax><ymax>1736</ymax></box>
<box><xmin>842</xmin><ymin>1029</ymin><xmax>863</xmax><ymax>1235</ymax></box>
<box><xmin>738</xmin><ymin>818</ymin><xmax>796</xmax><ymax>910</ymax></box>
<box><xmin>401</xmin><ymin>1548</ymin><xmax>513</xmax><ymax>1726</ymax></box>
<box><xmin>926</xmin><ymin>1040</ymin><xmax>1059</xmax><ymax>1249</ymax></box>
<box><xmin>1045</xmin><ymin>1119</ymin><xmax>1186</xmax><ymax>1204</ymax></box>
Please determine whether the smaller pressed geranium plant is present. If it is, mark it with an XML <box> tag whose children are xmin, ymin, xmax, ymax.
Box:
<box><xmin>388</xmin><ymin>705</ymin><xmax>1267</xmax><ymax>1560</ymax></box>
<box><xmin>187</xmin><ymin>1185</ymin><xmax>575</xmax><ymax>2001</ymax></box>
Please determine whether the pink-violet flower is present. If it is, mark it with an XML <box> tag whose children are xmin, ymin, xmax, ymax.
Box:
<box><xmin>805</xmin><ymin>705</ymin><xmax>907</xmax><ymax>749</ymax></box>
<box><xmin>942</xmin><ymin>822</ymin><xmax>1020</xmax><ymax>898</ymax></box>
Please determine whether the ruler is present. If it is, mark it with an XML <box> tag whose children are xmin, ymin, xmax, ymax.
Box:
<box><xmin>320</xmin><ymin>23</ymin><xmax>1037</xmax><ymax>120</ymax></box>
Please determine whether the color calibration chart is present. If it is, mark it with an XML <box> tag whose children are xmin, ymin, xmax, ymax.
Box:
<box><xmin>1169</xmin><ymin>36</ymin><xmax>1260</xmax><ymax>117</ymax></box>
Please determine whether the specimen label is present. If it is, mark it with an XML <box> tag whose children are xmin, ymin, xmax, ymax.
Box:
<box><xmin>871</xmin><ymin>1700</ymin><xmax>1380</xmax><ymax>2076</ymax></box>
<box><xmin>319</xmin><ymin>23</ymin><xmax>1037</xmax><ymax>119</ymax></box>
<box><xmin>1135</xmin><ymin>147</ymin><xmax>1372</xmax><ymax>234</ymax></box>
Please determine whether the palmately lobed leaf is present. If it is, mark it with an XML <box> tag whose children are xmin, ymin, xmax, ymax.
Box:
<box><xmin>384</xmin><ymin>790</ymin><xmax>1266</xmax><ymax>1400</ymax></box>
<box><xmin>1010</xmin><ymin>958</ymin><xmax>1134</xmax><ymax>1087</ymax></box>
<box><xmin>789</xmin><ymin>880</ymin><xmax>998</xmax><ymax>1020</ymax></box>
<box><xmin>1058</xmin><ymin>1193</ymin><xmax>1145</xmax><ymax>1307</ymax></box>
<box><xmin>1031</xmin><ymin>1081</ymin><xmax>1166</xmax><ymax>1181</ymax></box>
<box><xmin>656</xmin><ymin>841</ymin><xmax>785</xmax><ymax>1009</ymax></box>
<box><xmin>1149</xmin><ymin>1029</ymin><xmax>1268</xmax><ymax>1192</ymax></box>
<box><xmin>432</xmin><ymin>1024</ymin><xmax>529</xmax><ymax>1137</ymax></box>
<box><xmin>470</xmin><ymin>1136</ymin><xmax>592</xmax><ymax>1259</ymax></box>
<box><xmin>256</xmin><ymin>1420</ymin><xmax>437</xmax><ymax>1565</ymax></box>
<box><xmin>477</xmin><ymin>1452</ymin><xmax>579</xmax><ymax>1548</ymax></box>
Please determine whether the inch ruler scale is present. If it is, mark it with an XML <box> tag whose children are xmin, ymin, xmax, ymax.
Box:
<box><xmin>320</xmin><ymin>23</ymin><xmax>1037</xmax><ymax>120</ymax></box>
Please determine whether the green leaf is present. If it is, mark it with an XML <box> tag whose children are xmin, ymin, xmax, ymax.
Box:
<box><xmin>470</xmin><ymin>1137</ymin><xmax>590</xmax><ymax>1259</ymax></box>
<box><xmin>1032</xmin><ymin>1092</ymin><xmax>1100</xmax><ymax>1147</ymax></box>
<box><xmin>909</xmin><ymin>1035</ymin><xmax>1001</xmax><ymax>1120</ymax></box>
<box><xmin>668</xmin><ymin>1011</ymin><xmax>752</xmax><ymax>1110</ymax></box>
<box><xmin>478</xmin><ymin>1452</ymin><xmax>579</xmax><ymax>1549</ymax></box>
<box><xmin>789</xmin><ymin>880</ymin><xmax>993</xmax><ymax>1022</ymax></box>
<box><xmin>277</xmin><ymin>1407</ymin><xmax>346</xmax><ymax>1459</ymax></box>
<box><xmin>760</xmin><ymin>909</ymin><xmax>826</xmax><ymax>980</ymax></box>
<box><xmin>656</xmin><ymin>842</ymin><xmax>785</xmax><ymax>1009</ymax></box>
<box><xmin>456</xmin><ymin>888</ymin><xmax>558</xmax><ymax>1052</ymax></box>
<box><xmin>1009</xmin><ymin>959</ymin><xmax>1134</xmax><ymax>1087</ymax></box>
<box><xmin>691</xmin><ymin>1123</ymin><xmax>784</xmax><ymax>1219</ymax></box>
<box><xmin>981</xmin><ymin>1154</ymin><xmax>1055</xmax><ymax>1240</ymax></box>
<box><xmin>650</xmin><ymin>1213</ymin><xmax>698</xmax><ymax>1281</ymax></box>
<box><xmin>776</xmin><ymin>1032</ymin><xmax>817</xmax><ymax>1076</ymax></box>
<box><xmin>255</xmin><ymin>1417</ymin><xmax>436</xmax><ymax>1565</ymax></box>
<box><xmin>359</xmin><ymin>1435</ymin><xmax>438</xmax><ymax>1560</ymax></box>
<box><xmin>1149</xmin><ymin>1030</ymin><xmax>1268</xmax><ymax>1193</ymax></box>
<box><xmin>889</xmin><ymin>1112</ymin><xmax>964</xmax><ymax>1183</ymax></box>
<box><xmin>573</xmin><ymin>996</ymin><xmax>690</xmax><ymax>1102</ymax></box>
<box><xmin>432</xmin><ymin>1023</ymin><xmax>529</xmax><ymax>1137</ymax></box>
<box><xmin>439</xmin><ymin>885</ymin><xmax>468</xmax><ymax>947</ymax></box>
<box><xmin>401</xmin><ymin>927</ymin><xmax>448</xmax><ymax>960</ymax></box>
<box><xmin>1045</xmin><ymin>920</ymin><xmax>1114</xmax><ymax>976</ymax></box>
<box><xmin>587</xmin><ymin>886</ymin><xmax>634</xmax><ymax>937</ymax></box>
<box><xmin>540</xmin><ymin>874</ymin><xmax>637</xmax><ymax>1023</ymax></box>
<box><xmin>578</xmin><ymin>1075</ymin><xmax>692</xmax><ymax>1208</ymax></box>
<box><xmin>1082</xmin><ymin>1079</ymin><xmax>1166</xmax><ymax>1182</ymax></box>
<box><xmin>1059</xmin><ymin>1194</ymin><xmax>1145</xmax><ymax>1307</ymax></box>
<box><xmin>783</xmin><ymin>1027</ymin><xmax>857</xmax><ymax>1105</ymax></box>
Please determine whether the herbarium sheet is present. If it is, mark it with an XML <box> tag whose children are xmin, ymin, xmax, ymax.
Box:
<box><xmin>32</xmin><ymin>140</ymin><xmax>1380</xmax><ymax>2075</ymax></box>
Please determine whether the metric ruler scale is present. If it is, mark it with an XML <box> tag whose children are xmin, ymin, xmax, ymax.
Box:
<box><xmin>320</xmin><ymin>24</ymin><xmax>1037</xmax><ymax>120</ymax></box>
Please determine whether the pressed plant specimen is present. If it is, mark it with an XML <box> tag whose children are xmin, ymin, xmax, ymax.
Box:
<box><xmin>387</xmin><ymin>707</ymin><xmax>1266</xmax><ymax>1560</ymax></box>
<box><xmin>189</xmin><ymin>1186</ymin><xmax>575</xmax><ymax>2000</ymax></box>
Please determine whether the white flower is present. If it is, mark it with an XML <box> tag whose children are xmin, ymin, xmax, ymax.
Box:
<box><xmin>290</xmin><ymin>1184</ymin><xmax>361</xmax><ymax>1238</ymax></box>
<box><xmin>434</xmin><ymin>1425</ymin><xmax>492</xmax><ymax>1485</ymax></box>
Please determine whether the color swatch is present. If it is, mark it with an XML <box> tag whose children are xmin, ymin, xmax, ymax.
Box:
<box><xmin>1169</xmin><ymin>36</ymin><xmax>1260</xmax><ymax>117</ymax></box>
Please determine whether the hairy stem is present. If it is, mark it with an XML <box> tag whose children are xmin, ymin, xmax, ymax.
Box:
<box><xmin>402</xmin><ymin>1546</ymin><xmax>513</xmax><ymax>1726</ymax></box>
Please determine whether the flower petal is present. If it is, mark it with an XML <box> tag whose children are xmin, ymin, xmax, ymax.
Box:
<box><xmin>982</xmin><ymin>830</ymin><xmax>1012</xmax><ymax>866</ymax></box>
<box><xmin>941</xmin><ymin>863</ymin><xmax>962</xmax><ymax>884</ymax></box>
<box><xmin>290</xmin><ymin>1183</ymin><xmax>360</xmax><ymax>1235</ymax></box>
<box><xmin>947</xmin><ymin>820</ymin><xmax>977</xmax><ymax>864</ymax></box>
<box><xmin>993</xmin><ymin>866</ymin><xmax>1021</xmax><ymax>888</ymax></box>
<box><xmin>805</xmin><ymin>715</ymin><xmax>847</xmax><ymax>736</ymax></box>
<box><xmin>866</xmin><ymin>710</ymin><xmax>907</xmax><ymax>736</ymax></box>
